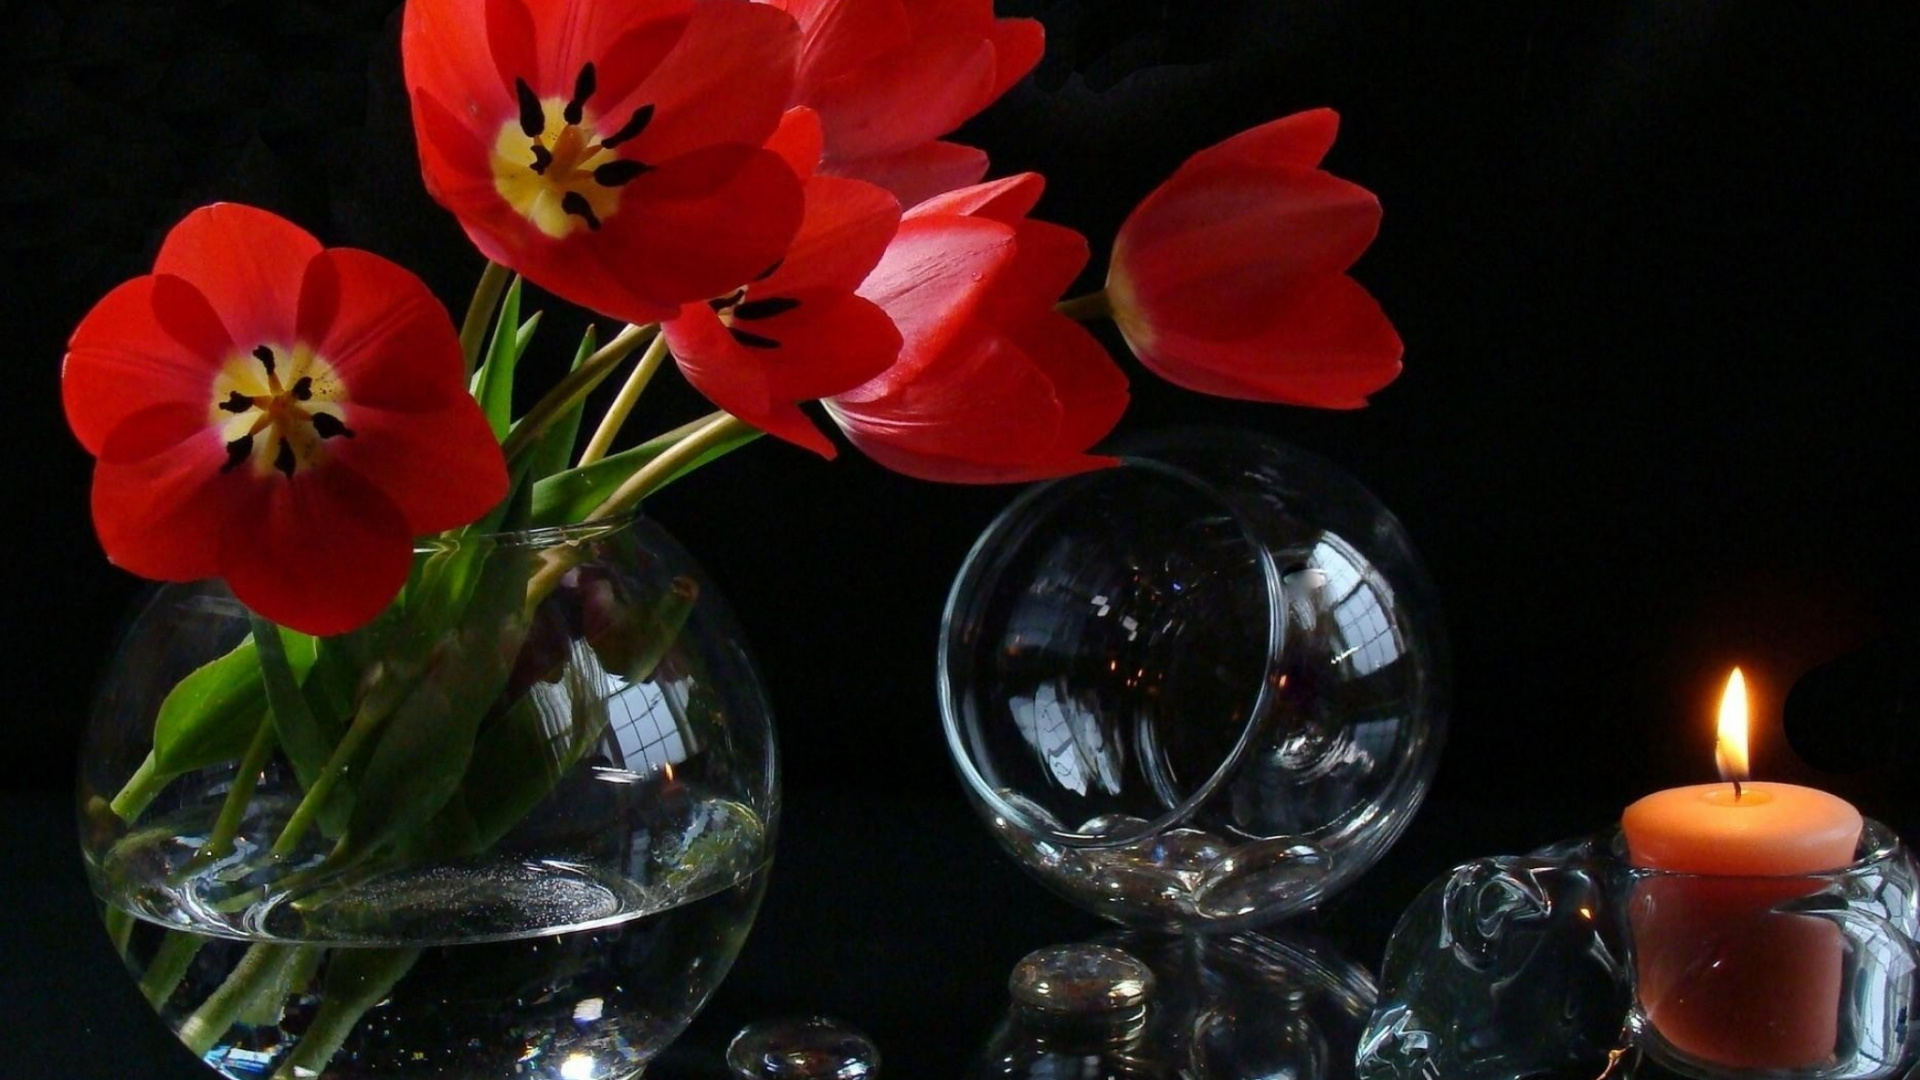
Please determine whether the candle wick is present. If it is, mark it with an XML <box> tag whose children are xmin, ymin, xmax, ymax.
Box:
<box><xmin>1732</xmin><ymin>778</ymin><xmax>1743</xmax><ymax>801</ymax></box>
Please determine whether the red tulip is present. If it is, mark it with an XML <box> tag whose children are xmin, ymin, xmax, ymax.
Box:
<box><xmin>662</xmin><ymin>110</ymin><xmax>903</xmax><ymax>457</ymax></box>
<box><xmin>762</xmin><ymin>0</ymin><xmax>1042</xmax><ymax>206</ymax></box>
<box><xmin>1107</xmin><ymin>109</ymin><xmax>1403</xmax><ymax>408</ymax></box>
<box><xmin>403</xmin><ymin>0</ymin><xmax>807</xmax><ymax>325</ymax></box>
<box><xmin>828</xmin><ymin>174</ymin><xmax>1129</xmax><ymax>482</ymax></box>
<box><xmin>62</xmin><ymin>204</ymin><xmax>507</xmax><ymax>636</ymax></box>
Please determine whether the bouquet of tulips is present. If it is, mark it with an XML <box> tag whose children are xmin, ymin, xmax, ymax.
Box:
<box><xmin>66</xmin><ymin>0</ymin><xmax>1400</xmax><ymax>1073</ymax></box>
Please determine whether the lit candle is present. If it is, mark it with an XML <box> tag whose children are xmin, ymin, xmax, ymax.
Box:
<box><xmin>1621</xmin><ymin>668</ymin><xmax>1864</xmax><ymax>1069</ymax></box>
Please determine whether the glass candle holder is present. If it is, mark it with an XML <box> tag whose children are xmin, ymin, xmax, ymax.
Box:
<box><xmin>939</xmin><ymin>429</ymin><xmax>1448</xmax><ymax>931</ymax></box>
<box><xmin>1357</xmin><ymin>819</ymin><xmax>1920</xmax><ymax>1080</ymax></box>
<box><xmin>1622</xmin><ymin>818</ymin><xmax>1920</xmax><ymax>1079</ymax></box>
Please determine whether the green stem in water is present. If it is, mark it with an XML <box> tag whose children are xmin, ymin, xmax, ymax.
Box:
<box><xmin>459</xmin><ymin>261</ymin><xmax>514</xmax><ymax>377</ymax></box>
<box><xmin>198</xmin><ymin>715</ymin><xmax>278</xmax><ymax>862</ymax></box>
<box><xmin>1056</xmin><ymin>289</ymin><xmax>1112</xmax><ymax>322</ymax></box>
<box><xmin>578</xmin><ymin>333</ymin><xmax>672</xmax><ymax>467</ymax></box>
<box><xmin>272</xmin><ymin>948</ymin><xmax>419</xmax><ymax>1080</ymax></box>
<box><xmin>139</xmin><ymin>931</ymin><xmax>205</xmax><ymax>1008</ymax></box>
<box><xmin>268</xmin><ymin>696</ymin><xmax>394</xmax><ymax>859</ymax></box>
<box><xmin>501</xmin><ymin>323</ymin><xmax>658</xmax><ymax>463</ymax></box>
<box><xmin>524</xmin><ymin>412</ymin><xmax>755</xmax><ymax>609</ymax></box>
<box><xmin>178</xmin><ymin>943</ymin><xmax>303</xmax><ymax>1056</ymax></box>
<box><xmin>104</xmin><ymin>907</ymin><xmax>135</xmax><ymax>957</ymax></box>
<box><xmin>110</xmin><ymin>752</ymin><xmax>169</xmax><ymax>822</ymax></box>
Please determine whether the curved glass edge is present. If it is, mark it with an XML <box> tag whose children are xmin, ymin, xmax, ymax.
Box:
<box><xmin>1596</xmin><ymin>817</ymin><xmax>1909</xmax><ymax>883</ymax></box>
<box><xmin>935</xmin><ymin>456</ymin><xmax>1288</xmax><ymax>852</ymax></box>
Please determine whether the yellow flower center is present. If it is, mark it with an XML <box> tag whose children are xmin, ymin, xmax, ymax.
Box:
<box><xmin>209</xmin><ymin>344</ymin><xmax>354</xmax><ymax>478</ymax></box>
<box><xmin>490</xmin><ymin>65</ymin><xmax>655</xmax><ymax>240</ymax></box>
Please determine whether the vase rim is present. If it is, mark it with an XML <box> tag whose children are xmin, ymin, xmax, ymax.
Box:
<box><xmin>411</xmin><ymin>512</ymin><xmax>640</xmax><ymax>554</ymax></box>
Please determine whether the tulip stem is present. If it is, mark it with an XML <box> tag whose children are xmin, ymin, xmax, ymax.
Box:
<box><xmin>198</xmin><ymin>715</ymin><xmax>278</xmax><ymax>862</ymax></box>
<box><xmin>589</xmin><ymin>412</ymin><xmax>754</xmax><ymax>523</ymax></box>
<box><xmin>577</xmin><ymin>333</ymin><xmax>673</xmax><ymax>467</ymax></box>
<box><xmin>1056</xmin><ymin>289</ymin><xmax>1112</xmax><ymax>322</ymax></box>
<box><xmin>523</xmin><ymin>412</ymin><xmax>754</xmax><ymax>609</ymax></box>
<box><xmin>502</xmin><ymin>323</ymin><xmax>658</xmax><ymax>463</ymax></box>
<box><xmin>460</xmin><ymin>261</ymin><xmax>514</xmax><ymax>377</ymax></box>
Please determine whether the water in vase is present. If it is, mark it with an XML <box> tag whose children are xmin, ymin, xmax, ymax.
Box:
<box><xmin>97</xmin><ymin>789</ymin><xmax>769</xmax><ymax>1080</ymax></box>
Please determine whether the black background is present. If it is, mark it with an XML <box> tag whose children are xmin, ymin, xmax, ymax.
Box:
<box><xmin>4</xmin><ymin>2</ymin><xmax>1920</xmax><ymax>1077</ymax></box>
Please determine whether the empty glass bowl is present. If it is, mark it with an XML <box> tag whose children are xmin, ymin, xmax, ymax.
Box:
<box><xmin>939</xmin><ymin>429</ymin><xmax>1448</xmax><ymax>931</ymax></box>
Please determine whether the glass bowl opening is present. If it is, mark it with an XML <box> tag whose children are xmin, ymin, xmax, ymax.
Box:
<box><xmin>939</xmin><ymin>457</ymin><xmax>1286</xmax><ymax>849</ymax></box>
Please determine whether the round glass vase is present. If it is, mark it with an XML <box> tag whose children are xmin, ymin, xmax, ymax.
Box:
<box><xmin>939</xmin><ymin>429</ymin><xmax>1448</xmax><ymax>932</ymax></box>
<box><xmin>78</xmin><ymin>515</ymin><xmax>778</xmax><ymax>1080</ymax></box>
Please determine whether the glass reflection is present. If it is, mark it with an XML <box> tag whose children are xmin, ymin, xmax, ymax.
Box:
<box><xmin>970</xmin><ymin>933</ymin><xmax>1376</xmax><ymax>1080</ymax></box>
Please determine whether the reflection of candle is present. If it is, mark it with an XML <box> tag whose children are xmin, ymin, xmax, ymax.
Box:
<box><xmin>1622</xmin><ymin>668</ymin><xmax>1863</xmax><ymax>1069</ymax></box>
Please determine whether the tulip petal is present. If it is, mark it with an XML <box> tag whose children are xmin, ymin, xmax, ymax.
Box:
<box><xmin>512</xmin><ymin>144</ymin><xmax>804</xmax><ymax>324</ymax></box>
<box><xmin>981</xmin><ymin>219</ymin><xmax>1088</xmax><ymax>327</ymax></box>
<box><xmin>907</xmin><ymin>171</ymin><xmax>1042</xmax><ymax>224</ymax></box>
<box><xmin>219</xmin><ymin>465</ymin><xmax>415</xmax><ymax>638</ymax></box>
<box><xmin>1112</xmin><ymin>161</ymin><xmax>1380</xmax><ymax>340</ymax></box>
<box><xmin>984</xmin><ymin>16</ymin><xmax>1044</xmax><ymax>102</ymax></box>
<box><xmin>527</xmin><ymin>0</ymin><xmax>693</xmax><ymax>105</ymax></box>
<box><xmin>781</xmin><ymin>0</ymin><xmax>911</xmax><ymax>98</ymax></box>
<box><xmin>823</xmin><ymin>140</ymin><xmax>988</xmax><ymax>208</ymax></box>
<box><xmin>91</xmin><ymin>432</ymin><xmax>245</xmax><ymax>582</ymax></box>
<box><xmin>760</xmin><ymin>176</ymin><xmax>900</xmax><ymax>296</ymax></box>
<box><xmin>811</xmin><ymin>31</ymin><xmax>995</xmax><ymax>160</ymax></box>
<box><xmin>1122</xmin><ymin>274</ymin><xmax>1402</xmax><ymax>407</ymax></box>
<box><xmin>667</xmin><ymin>291</ymin><xmax>899</xmax><ymax>456</ymax></box>
<box><xmin>1011</xmin><ymin>311</ymin><xmax>1128</xmax><ymax>458</ymax></box>
<box><xmin>155</xmin><ymin>204</ymin><xmax>320</xmax><ymax>350</ymax></box>
<box><xmin>616</xmin><ymin>0</ymin><xmax>798</xmax><ymax>164</ymax></box>
<box><xmin>848</xmin><ymin>215</ymin><xmax>1017</xmax><ymax>401</ymax></box>
<box><xmin>298</xmin><ymin>249</ymin><xmax>467</xmax><ymax>412</ymax></box>
<box><xmin>405</xmin><ymin>0</ymin><xmax>517</xmax><ymax>123</ymax></box>
<box><xmin>829</xmin><ymin>328</ymin><xmax>1063</xmax><ymax>478</ymax></box>
<box><xmin>63</xmin><ymin>275</ymin><xmax>231</xmax><ymax>456</ymax></box>
<box><xmin>1188</xmin><ymin>109</ymin><xmax>1341</xmax><ymax>174</ymax></box>
<box><xmin>336</xmin><ymin>398</ymin><xmax>511</xmax><ymax>534</ymax></box>
<box><xmin>767</xmin><ymin>107</ymin><xmax>826</xmax><ymax>177</ymax></box>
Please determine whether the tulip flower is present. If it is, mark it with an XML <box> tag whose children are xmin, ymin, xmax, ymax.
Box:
<box><xmin>828</xmin><ymin>174</ymin><xmax>1129</xmax><ymax>482</ymax></box>
<box><xmin>1106</xmin><ymin>109</ymin><xmax>1403</xmax><ymax>408</ymax></box>
<box><xmin>662</xmin><ymin>110</ymin><xmax>903</xmax><ymax>456</ymax></box>
<box><xmin>764</xmin><ymin>0</ymin><xmax>1043</xmax><ymax>206</ymax></box>
<box><xmin>62</xmin><ymin>204</ymin><xmax>507</xmax><ymax>636</ymax></box>
<box><xmin>403</xmin><ymin>0</ymin><xmax>807</xmax><ymax>325</ymax></box>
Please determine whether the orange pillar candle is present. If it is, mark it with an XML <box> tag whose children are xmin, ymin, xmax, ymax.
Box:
<box><xmin>1621</xmin><ymin>669</ymin><xmax>1863</xmax><ymax>1069</ymax></box>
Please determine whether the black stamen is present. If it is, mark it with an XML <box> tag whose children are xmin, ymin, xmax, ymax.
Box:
<box><xmin>252</xmin><ymin>345</ymin><xmax>276</xmax><ymax>376</ymax></box>
<box><xmin>310</xmin><ymin>413</ymin><xmax>355</xmax><ymax>440</ymax></box>
<box><xmin>222</xmin><ymin>434</ymin><xmax>254</xmax><ymax>472</ymax></box>
<box><xmin>593</xmin><ymin>159</ymin><xmax>651</xmax><ymax>187</ymax></box>
<box><xmin>274</xmin><ymin>439</ymin><xmax>297</xmax><ymax>479</ymax></box>
<box><xmin>708</xmin><ymin>289</ymin><xmax>746</xmax><ymax>313</ymax></box>
<box><xmin>752</xmin><ymin>258</ymin><xmax>784</xmax><ymax>282</ymax></box>
<box><xmin>218</xmin><ymin>391</ymin><xmax>254</xmax><ymax>414</ymax></box>
<box><xmin>290</xmin><ymin>376</ymin><xmax>313</xmax><ymax>402</ymax></box>
<box><xmin>529</xmin><ymin>143</ymin><xmax>554</xmax><ymax>175</ymax></box>
<box><xmin>561</xmin><ymin>192</ymin><xmax>602</xmax><ymax>230</ymax></box>
<box><xmin>734</xmin><ymin>296</ymin><xmax>801</xmax><ymax>321</ymax></box>
<box><xmin>729</xmin><ymin>327</ymin><xmax>781</xmax><ymax>350</ymax></box>
<box><xmin>565</xmin><ymin>62</ymin><xmax>596</xmax><ymax>125</ymax></box>
<box><xmin>516</xmin><ymin>78</ymin><xmax>545</xmax><ymax>138</ymax></box>
<box><xmin>599</xmin><ymin>103</ymin><xmax>655</xmax><ymax>149</ymax></box>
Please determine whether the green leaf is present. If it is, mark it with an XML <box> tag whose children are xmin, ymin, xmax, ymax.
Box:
<box><xmin>252</xmin><ymin>619</ymin><xmax>326</xmax><ymax>776</ymax></box>
<box><xmin>153</xmin><ymin>629</ymin><xmax>317</xmax><ymax>775</ymax></box>
<box><xmin>530</xmin><ymin>424</ymin><xmax>762</xmax><ymax>527</ymax></box>
<box><xmin>338</xmin><ymin>539</ymin><xmax>535</xmax><ymax>862</ymax></box>
<box><xmin>526</xmin><ymin>326</ymin><xmax>597</xmax><ymax>483</ymax></box>
<box><xmin>469</xmin><ymin>276</ymin><xmax>527</xmax><ymax>441</ymax></box>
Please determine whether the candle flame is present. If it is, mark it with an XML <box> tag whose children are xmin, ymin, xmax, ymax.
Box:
<box><xmin>1714</xmin><ymin>667</ymin><xmax>1750</xmax><ymax>787</ymax></box>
